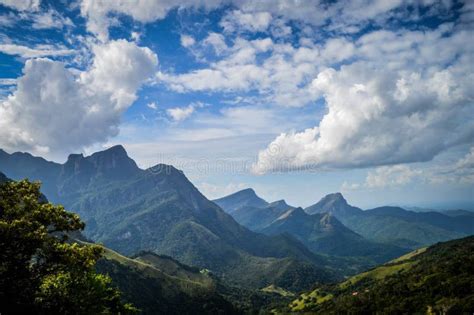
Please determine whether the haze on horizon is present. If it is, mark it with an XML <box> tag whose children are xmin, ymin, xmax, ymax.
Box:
<box><xmin>0</xmin><ymin>0</ymin><xmax>473</xmax><ymax>209</ymax></box>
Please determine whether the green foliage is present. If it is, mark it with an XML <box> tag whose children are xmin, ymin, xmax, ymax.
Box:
<box><xmin>289</xmin><ymin>236</ymin><xmax>474</xmax><ymax>314</ymax></box>
<box><xmin>0</xmin><ymin>179</ymin><xmax>136</xmax><ymax>314</ymax></box>
<box><xmin>93</xmin><ymin>246</ymin><xmax>241</xmax><ymax>314</ymax></box>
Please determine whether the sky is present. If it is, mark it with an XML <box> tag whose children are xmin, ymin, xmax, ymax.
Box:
<box><xmin>0</xmin><ymin>0</ymin><xmax>473</xmax><ymax>209</ymax></box>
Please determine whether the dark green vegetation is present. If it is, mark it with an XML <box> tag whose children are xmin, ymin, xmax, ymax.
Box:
<box><xmin>215</xmin><ymin>190</ymin><xmax>407</xmax><ymax>263</ymax></box>
<box><xmin>0</xmin><ymin>177</ymin><xmax>135</xmax><ymax>314</ymax></box>
<box><xmin>305</xmin><ymin>192</ymin><xmax>474</xmax><ymax>248</ymax></box>
<box><xmin>288</xmin><ymin>236</ymin><xmax>474</xmax><ymax>314</ymax></box>
<box><xmin>94</xmin><ymin>246</ymin><xmax>238</xmax><ymax>314</ymax></box>
<box><xmin>0</xmin><ymin>147</ymin><xmax>340</xmax><ymax>291</ymax></box>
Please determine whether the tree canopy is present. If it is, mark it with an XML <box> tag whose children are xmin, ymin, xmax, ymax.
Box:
<box><xmin>0</xmin><ymin>179</ymin><xmax>137</xmax><ymax>314</ymax></box>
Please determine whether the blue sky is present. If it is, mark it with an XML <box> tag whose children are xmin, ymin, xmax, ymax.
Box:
<box><xmin>0</xmin><ymin>0</ymin><xmax>473</xmax><ymax>209</ymax></box>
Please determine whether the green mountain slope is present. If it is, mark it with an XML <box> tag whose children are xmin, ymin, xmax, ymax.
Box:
<box><xmin>0</xmin><ymin>146</ymin><xmax>341</xmax><ymax>290</ymax></box>
<box><xmin>262</xmin><ymin>208</ymin><xmax>407</xmax><ymax>263</ymax></box>
<box><xmin>289</xmin><ymin>236</ymin><xmax>474</xmax><ymax>314</ymax></box>
<box><xmin>92</xmin><ymin>243</ymin><xmax>237</xmax><ymax>314</ymax></box>
<box><xmin>227</xmin><ymin>200</ymin><xmax>295</xmax><ymax>231</ymax></box>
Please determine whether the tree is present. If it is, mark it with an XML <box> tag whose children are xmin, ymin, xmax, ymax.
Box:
<box><xmin>0</xmin><ymin>179</ymin><xmax>137</xmax><ymax>314</ymax></box>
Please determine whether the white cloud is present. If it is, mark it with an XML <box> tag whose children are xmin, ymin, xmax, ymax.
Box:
<box><xmin>203</xmin><ymin>32</ymin><xmax>228</xmax><ymax>55</ymax></box>
<box><xmin>0</xmin><ymin>12</ymin><xmax>16</xmax><ymax>26</ymax></box>
<box><xmin>0</xmin><ymin>78</ymin><xmax>16</xmax><ymax>85</ymax></box>
<box><xmin>0</xmin><ymin>43</ymin><xmax>75</xmax><ymax>58</ymax></box>
<box><xmin>159</xmin><ymin>36</ymin><xmax>324</xmax><ymax>107</ymax></box>
<box><xmin>166</xmin><ymin>102</ymin><xmax>205</xmax><ymax>122</ymax></box>
<box><xmin>220</xmin><ymin>10</ymin><xmax>272</xmax><ymax>33</ymax></box>
<box><xmin>0</xmin><ymin>0</ymin><xmax>39</xmax><ymax>11</ymax></box>
<box><xmin>131</xmin><ymin>31</ymin><xmax>141</xmax><ymax>42</ymax></box>
<box><xmin>77</xmin><ymin>0</ymin><xmax>457</xmax><ymax>42</ymax></box>
<box><xmin>343</xmin><ymin>147</ymin><xmax>474</xmax><ymax>191</ymax></box>
<box><xmin>365</xmin><ymin>166</ymin><xmax>411</xmax><ymax>188</ymax></box>
<box><xmin>147</xmin><ymin>102</ymin><xmax>157</xmax><ymax>110</ymax></box>
<box><xmin>0</xmin><ymin>40</ymin><xmax>157</xmax><ymax>157</ymax></box>
<box><xmin>80</xmin><ymin>39</ymin><xmax>158</xmax><ymax>110</ymax></box>
<box><xmin>31</xmin><ymin>9</ymin><xmax>74</xmax><ymax>29</ymax></box>
<box><xmin>428</xmin><ymin>147</ymin><xmax>474</xmax><ymax>185</ymax></box>
<box><xmin>251</xmin><ymin>23</ymin><xmax>474</xmax><ymax>174</ymax></box>
<box><xmin>167</xmin><ymin>106</ymin><xmax>195</xmax><ymax>122</ymax></box>
<box><xmin>0</xmin><ymin>7</ymin><xmax>73</xmax><ymax>30</ymax></box>
<box><xmin>365</xmin><ymin>165</ymin><xmax>421</xmax><ymax>188</ymax></box>
<box><xmin>252</xmin><ymin>58</ymin><xmax>474</xmax><ymax>173</ymax></box>
<box><xmin>180</xmin><ymin>34</ymin><xmax>195</xmax><ymax>47</ymax></box>
<box><xmin>79</xmin><ymin>0</ymin><xmax>224</xmax><ymax>41</ymax></box>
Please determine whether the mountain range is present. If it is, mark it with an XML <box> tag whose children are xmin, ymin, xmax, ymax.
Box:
<box><xmin>215</xmin><ymin>190</ymin><xmax>407</xmax><ymax>263</ymax></box>
<box><xmin>215</xmin><ymin>188</ymin><xmax>474</xmax><ymax>261</ymax></box>
<box><xmin>4</xmin><ymin>144</ymin><xmax>470</xmax><ymax>276</ymax></box>
<box><xmin>303</xmin><ymin>193</ymin><xmax>473</xmax><ymax>248</ymax></box>
<box><xmin>0</xmin><ymin>146</ymin><xmax>340</xmax><ymax>291</ymax></box>
<box><xmin>1</xmin><ymin>145</ymin><xmax>473</xmax><ymax>313</ymax></box>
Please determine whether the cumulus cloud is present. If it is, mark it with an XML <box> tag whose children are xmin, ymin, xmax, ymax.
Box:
<box><xmin>0</xmin><ymin>40</ymin><xmax>157</xmax><ymax>157</ymax></box>
<box><xmin>250</xmin><ymin>21</ymin><xmax>474</xmax><ymax>174</ymax></box>
<box><xmin>343</xmin><ymin>165</ymin><xmax>422</xmax><ymax>190</ymax></box>
<box><xmin>365</xmin><ymin>165</ymin><xmax>421</xmax><ymax>188</ymax></box>
<box><xmin>80</xmin><ymin>39</ymin><xmax>158</xmax><ymax>110</ymax></box>
<box><xmin>252</xmin><ymin>58</ymin><xmax>474</xmax><ymax>173</ymax></box>
<box><xmin>220</xmin><ymin>10</ymin><xmax>272</xmax><ymax>33</ymax></box>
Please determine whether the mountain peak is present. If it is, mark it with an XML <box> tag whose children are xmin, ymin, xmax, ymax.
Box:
<box><xmin>267</xmin><ymin>199</ymin><xmax>294</xmax><ymax>213</ymax></box>
<box><xmin>213</xmin><ymin>188</ymin><xmax>269</xmax><ymax>213</ymax></box>
<box><xmin>66</xmin><ymin>153</ymin><xmax>84</xmax><ymax>163</ymax></box>
<box><xmin>148</xmin><ymin>163</ymin><xmax>182</xmax><ymax>175</ymax></box>
<box><xmin>272</xmin><ymin>199</ymin><xmax>288</xmax><ymax>205</ymax></box>
<box><xmin>313</xmin><ymin>193</ymin><xmax>349</xmax><ymax>209</ymax></box>
<box><xmin>104</xmin><ymin>144</ymin><xmax>127</xmax><ymax>155</ymax></box>
<box><xmin>237</xmin><ymin>188</ymin><xmax>257</xmax><ymax>196</ymax></box>
<box><xmin>305</xmin><ymin>192</ymin><xmax>362</xmax><ymax>217</ymax></box>
<box><xmin>61</xmin><ymin>145</ymin><xmax>140</xmax><ymax>182</ymax></box>
<box><xmin>91</xmin><ymin>145</ymin><xmax>129</xmax><ymax>159</ymax></box>
<box><xmin>276</xmin><ymin>207</ymin><xmax>306</xmax><ymax>221</ymax></box>
<box><xmin>321</xmin><ymin>192</ymin><xmax>347</xmax><ymax>204</ymax></box>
